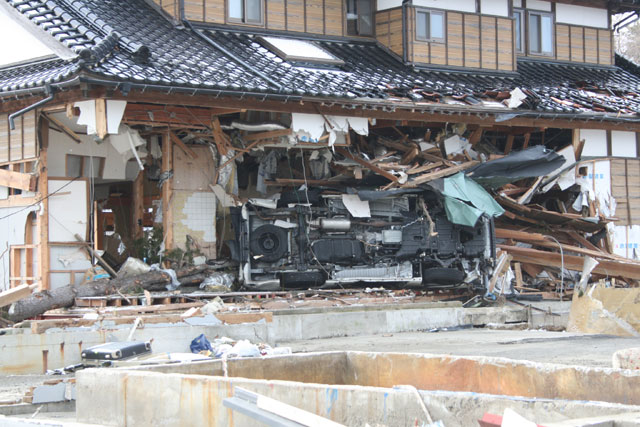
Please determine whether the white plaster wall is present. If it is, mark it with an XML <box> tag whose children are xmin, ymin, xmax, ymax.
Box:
<box><xmin>412</xmin><ymin>0</ymin><xmax>476</xmax><ymax>13</ymax></box>
<box><xmin>611</xmin><ymin>131</ymin><xmax>637</xmax><ymax>158</ymax></box>
<box><xmin>580</xmin><ymin>129</ymin><xmax>608</xmax><ymax>157</ymax></box>
<box><xmin>377</xmin><ymin>0</ymin><xmax>401</xmax><ymax>11</ymax></box>
<box><xmin>480</xmin><ymin>0</ymin><xmax>509</xmax><ymax>17</ymax></box>
<box><xmin>0</xmin><ymin>185</ymin><xmax>7</xmax><ymax>200</ymax></box>
<box><xmin>526</xmin><ymin>0</ymin><xmax>551</xmax><ymax>11</ymax></box>
<box><xmin>0</xmin><ymin>205</ymin><xmax>39</xmax><ymax>290</ymax></box>
<box><xmin>48</xmin><ymin>129</ymin><xmax>130</xmax><ymax>180</ymax></box>
<box><xmin>513</xmin><ymin>0</ymin><xmax>522</xmax><ymax>7</ymax></box>
<box><xmin>555</xmin><ymin>4</ymin><xmax>608</xmax><ymax>29</ymax></box>
<box><xmin>48</xmin><ymin>179</ymin><xmax>88</xmax><ymax>242</ymax></box>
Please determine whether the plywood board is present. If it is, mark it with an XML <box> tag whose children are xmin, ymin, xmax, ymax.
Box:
<box><xmin>570</xmin><ymin>26</ymin><xmax>585</xmax><ymax>63</ymax></box>
<box><xmin>447</xmin><ymin>12</ymin><xmax>464</xmax><ymax>67</ymax></box>
<box><xmin>481</xmin><ymin>16</ymin><xmax>497</xmax><ymax>70</ymax></box>
<box><xmin>184</xmin><ymin>0</ymin><xmax>204</xmax><ymax>20</ymax></box>
<box><xmin>0</xmin><ymin>114</ymin><xmax>8</xmax><ymax>163</ymax></box>
<box><xmin>204</xmin><ymin>0</ymin><xmax>224</xmax><ymax>23</ymax></box>
<box><xmin>598</xmin><ymin>29</ymin><xmax>613</xmax><ymax>65</ymax></box>
<box><xmin>305</xmin><ymin>0</ymin><xmax>324</xmax><ymax>34</ymax></box>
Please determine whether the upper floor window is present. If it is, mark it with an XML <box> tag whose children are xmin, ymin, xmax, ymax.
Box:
<box><xmin>347</xmin><ymin>0</ymin><xmax>373</xmax><ymax>36</ymax></box>
<box><xmin>528</xmin><ymin>11</ymin><xmax>553</xmax><ymax>56</ymax></box>
<box><xmin>228</xmin><ymin>0</ymin><xmax>263</xmax><ymax>24</ymax></box>
<box><xmin>415</xmin><ymin>9</ymin><xmax>445</xmax><ymax>43</ymax></box>
<box><xmin>513</xmin><ymin>9</ymin><xmax>524</xmax><ymax>53</ymax></box>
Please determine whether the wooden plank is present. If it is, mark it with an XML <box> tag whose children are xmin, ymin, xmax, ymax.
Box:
<box><xmin>286</xmin><ymin>0</ymin><xmax>305</xmax><ymax>32</ymax></box>
<box><xmin>30</xmin><ymin>311</ymin><xmax>273</xmax><ymax>333</ymax></box>
<box><xmin>9</xmin><ymin>114</ymin><xmax>22</xmax><ymax>162</ymax></box>
<box><xmin>22</xmin><ymin>110</ymin><xmax>37</xmax><ymax>159</ymax></box>
<box><xmin>37</xmin><ymin>119</ymin><xmax>49</xmax><ymax>291</ymax></box>
<box><xmin>161</xmin><ymin>131</ymin><xmax>173</xmax><ymax>251</ymax></box>
<box><xmin>514</xmin><ymin>262</ymin><xmax>524</xmax><ymax>288</ymax></box>
<box><xmin>0</xmin><ymin>168</ymin><xmax>36</xmax><ymax>192</ymax></box>
<box><xmin>406</xmin><ymin>161</ymin><xmax>479</xmax><ymax>186</ymax></box>
<box><xmin>43</xmin><ymin>113</ymin><xmax>81</xmax><ymax>144</ymax></box>
<box><xmin>169</xmin><ymin>131</ymin><xmax>197</xmax><ymax>159</ymax></box>
<box><xmin>95</xmin><ymin>98</ymin><xmax>107</xmax><ymax>140</ymax></box>
<box><xmin>0</xmin><ymin>284</ymin><xmax>37</xmax><ymax>308</ymax></box>
<box><xmin>244</xmin><ymin>128</ymin><xmax>292</xmax><ymax>142</ymax></box>
<box><xmin>204</xmin><ymin>0</ymin><xmax>225</xmax><ymax>23</ymax></box>
<box><xmin>488</xmin><ymin>252</ymin><xmax>512</xmax><ymax>293</ymax></box>
<box><xmin>499</xmin><ymin>245</ymin><xmax>640</xmax><ymax>280</ymax></box>
<box><xmin>335</xmin><ymin>147</ymin><xmax>398</xmax><ymax>183</ymax></box>
<box><xmin>132</xmin><ymin>166</ymin><xmax>144</xmax><ymax>240</ymax></box>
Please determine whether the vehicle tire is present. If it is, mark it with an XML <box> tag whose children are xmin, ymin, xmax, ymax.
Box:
<box><xmin>280</xmin><ymin>270</ymin><xmax>326</xmax><ymax>289</ymax></box>
<box><xmin>422</xmin><ymin>267</ymin><xmax>465</xmax><ymax>286</ymax></box>
<box><xmin>250</xmin><ymin>224</ymin><xmax>288</xmax><ymax>262</ymax></box>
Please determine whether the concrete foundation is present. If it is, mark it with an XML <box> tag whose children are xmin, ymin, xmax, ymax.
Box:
<box><xmin>75</xmin><ymin>351</ymin><xmax>640</xmax><ymax>427</ymax></box>
<box><xmin>0</xmin><ymin>303</ymin><xmax>528</xmax><ymax>374</ymax></box>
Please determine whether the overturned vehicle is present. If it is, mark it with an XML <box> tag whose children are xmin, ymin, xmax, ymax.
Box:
<box><xmin>228</xmin><ymin>187</ymin><xmax>497</xmax><ymax>291</ymax></box>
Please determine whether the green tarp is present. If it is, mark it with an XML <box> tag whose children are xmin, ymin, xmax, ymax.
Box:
<box><xmin>441</xmin><ymin>173</ymin><xmax>505</xmax><ymax>227</ymax></box>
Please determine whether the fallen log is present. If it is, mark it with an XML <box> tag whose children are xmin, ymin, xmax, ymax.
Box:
<box><xmin>8</xmin><ymin>265</ymin><xmax>210</xmax><ymax>322</ymax></box>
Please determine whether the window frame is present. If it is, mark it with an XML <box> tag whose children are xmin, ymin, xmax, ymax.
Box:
<box><xmin>65</xmin><ymin>154</ymin><xmax>105</xmax><ymax>179</ymax></box>
<box><xmin>346</xmin><ymin>0</ymin><xmax>374</xmax><ymax>37</ymax></box>
<box><xmin>227</xmin><ymin>0</ymin><xmax>264</xmax><ymax>26</ymax></box>
<box><xmin>526</xmin><ymin>10</ymin><xmax>554</xmax><ymax>57</ymax></box>
<box><xmin>414</xmin><ymin>8</ymin><xmax>446</xmax><ymax>44</ymax></box>
<box><xmin>513</xmin><ymin>8</ymin><xmax>525</xmax><ymax>54</ymax></box>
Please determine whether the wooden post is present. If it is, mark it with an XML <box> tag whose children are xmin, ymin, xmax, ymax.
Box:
<box><xmin>132</xmin><ymin>167</ymin><xmax>144</xmax><ymax>240</ymax></box>
<box><xmin>95</xmin><ymin>98</ymin><xmax>107</xmax><ymax>139</ymax></box>
<box><xmin>161</xmin><ymin>131</ymin><xmax>173</xmax><ymax>251</ymax></box>
<box><xmin>37</xmin><ymin>118</ymin><xmax>50</xmax><ymax>291</ymax></box>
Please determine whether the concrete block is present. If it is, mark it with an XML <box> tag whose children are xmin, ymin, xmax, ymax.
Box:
<box><xmin>32</xmin><ymin>382</ymin><xmax>67</xmax><ymax>404</ymax></box>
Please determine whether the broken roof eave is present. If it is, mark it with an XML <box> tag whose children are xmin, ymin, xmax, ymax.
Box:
<box><xmin>3</xmin><ymin>73</ymin><xmax>640</xmax><ymax>130</ymax></box>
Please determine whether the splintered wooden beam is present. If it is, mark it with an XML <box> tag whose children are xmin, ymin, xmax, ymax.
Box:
<box><xmin>0</xmin><ymin>168</ymin><xmax>36</xmax><ymax>192</ymax></box>
<box><xmin>499</xmin><ymin>245</ymin><xmax>640</xmax><ymax>280</ymax></box>
<box><xmin>405</xmin><ymin>161</ymin><xmax>479</xmax><ymax>187</ymax></box>
<box><xmin>211</xmin><ymin>117</ymin><xmax>230</xmax><ymax>156</ymax></box>
<box><xmin>43</xmin><ymin>113</ymin><xmax>82</xmax><ymax>144</ymax></box>
<box><xmin>169</xmin><ymin>131</ymin><xmax>197</xmax><ymax>159</ymax></box>
<box><xmin>335</xmin><ymin>147</ymin><xmax>398</xmax><ymax>182</ymax></box>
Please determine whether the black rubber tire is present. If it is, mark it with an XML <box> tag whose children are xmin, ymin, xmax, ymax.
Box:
<box><xmin>280</xmin><ymin>271</ymin><xmax>326</xmax><ymax>289</ymax></box>
<box><xmin>250</xmin><ymin>224</ymin><xmax>288</xmax><ymax>262</ymax></box>
<box><xmin>422</xmin><ymin>267</ymin><xmax>466</xmax><ymax>286</ymax></box>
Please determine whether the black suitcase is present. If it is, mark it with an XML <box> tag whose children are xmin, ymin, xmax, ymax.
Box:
<box><xmin>81</xmin><ymin>341</ymin><xmax>151</xmax><ymax>361</ymax></box>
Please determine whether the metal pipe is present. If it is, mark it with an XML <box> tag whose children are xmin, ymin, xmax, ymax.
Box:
<box><xmin>8</xmin><ymin>86</ymin><xmax>54</xmax><ymax>130</ymax></box>
<box><xmin>183</xmin><ymin>19</ymin><xmax>284</xmax><ymax>92</ymax></box>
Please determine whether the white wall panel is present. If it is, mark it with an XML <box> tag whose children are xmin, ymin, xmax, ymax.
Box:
<box><xmin>481</xmin><ymin>0</ymin><xmax>509</xmax><ymax>17</ymax></box>
<box><xmin>580</xmin><ymin>129</ymin><xmax>608</xmax><ymax>157</ymax></box>
<box><xmin>377</xmin><ymin>0</ymin><xmax>401</xmax><ymax>11</ymax></box>
<box><xmin>412</xmin><ymin>0</ymin><xmax>476</xmax><ymax>13</ymax></box>
<box><xmin>526</xmin><ymin>0</ymin><xmax>551</xmax><ymax>11</ymax></box>
<box><xmin>612</xmin><ymin>131</ymin><xmax>637</xmax><ymax>158</ymax></box>
<box><xmin>556</xmin><ymin>4</ymin><xmax>608</xmax><ymax>29</ymax></box>
<box><xmin>48</xmin><ymin>179</ymin><xmax>87</xmax><ymax>242</ymax></box>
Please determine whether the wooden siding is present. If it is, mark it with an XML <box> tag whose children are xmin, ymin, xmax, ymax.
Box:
<box><xmin>178</xmin><ymin>0</ymin><xmax>348</xmax><ymax>36</ymax></box>
<box><xmin>150</xmin><ymin>0</ymin><xmax>180</xmax><ymax>20</ymax></box>
<box><xmin>0</xmin><ymin>111</ymin><xmax>37</xmax><ymax>164</ymax></box>
<box><xmin>404</xmin><ymin>8</ymin><xmax>514</xmax><ymax>71</ymax></box>
<box><xmin>375</xmin><ymin>9</ymin><xmax>403</xmax><ymax>57</ymax></box>
<box><xmin>527</xmin><ymin>23</ymin><xmax>613</xmax><ymax>66</ymax></box>
<box><xmin>612</xmin><ymin>158</ymin><xmax>640</xmax><ymax>226</ymax></box>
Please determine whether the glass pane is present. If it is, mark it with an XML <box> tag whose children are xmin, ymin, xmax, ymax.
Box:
<box><xmin>228</xmin><ymin>0</ymin><xmax>243</xmax><ymax>20</ymax></box>
<box><xmin>417</xmin><ymin>12</ymin><xmax>429</xmax><ymax>40</ymax></box>
<box><xmin>541</xmin><ymin>15</ymin><xmax>553</xmax><ymax>53</ymax></box>
<box><xmin>358</xmin><ymin>0</ymin><xmax>372</xmax><ymax>35</ymax></box>
<box><xmin>430</xmin><ymin>12</ymin><xmax>444</xmax><ymax>39</ymax></box>
<box><xmin>529</xmin><ymin>14</ymin><xmax>540</xmax><ymax>53</ymax></box>
<box><xmin>514</xmin><ymin>11</ymin><xmax>521</xmax><ymax>51</ymax></box>
<box><xmin>67</xmin><ymin>155</ymin><xmax>82</xmax><ymax>178</ymax></box>
<box><xmin>246</xmin><ymin>0</ymin><xmax>262</xmax><ymax>22</ymax></box>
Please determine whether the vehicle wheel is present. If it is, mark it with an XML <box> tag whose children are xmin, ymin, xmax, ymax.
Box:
<box><xmin>422</xmin><ymin>267</ymin><xmax>465</xmax><ymax>286</ymax></box>
<box><xmin>250</xmin><ymin>224</ymin><xmax>288</xmax><ymax>262</ymax></box>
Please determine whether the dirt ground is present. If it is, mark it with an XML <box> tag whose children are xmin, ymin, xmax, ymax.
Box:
<box><xmin>283</xmin><ymin>328</ymin><xmax>640</xmax><ymax>367</ymax></box>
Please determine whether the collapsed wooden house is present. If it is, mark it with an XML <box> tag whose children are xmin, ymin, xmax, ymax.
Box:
<box><xmin>1</xmin><ymin>0</ymin><xmax>640</xmax><ymax>299</ymax></box>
